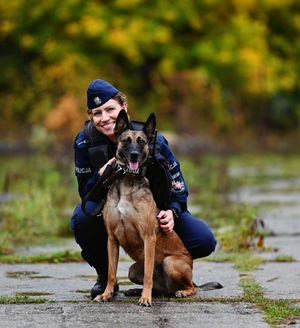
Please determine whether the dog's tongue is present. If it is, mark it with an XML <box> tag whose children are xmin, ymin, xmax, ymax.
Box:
<box><xmin>129</xmin><ymin>161</ymin><xmax>139</xmax><ymax>171</ymax></box>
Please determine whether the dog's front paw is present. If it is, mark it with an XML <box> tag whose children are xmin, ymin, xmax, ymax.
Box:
<box><xmin>93</xmin><ymin>295</ymin><xmax>104</xmax><ymax>303</ymax></box>
<box><xmin>94</xmin><ymin>292</ymin><xmax>113</xmax><ymax>303</ymax></box>
<box><xmin>138</xmin><ymin>296</ymin><xmax>152</xmax><ymax>307</ymax></box>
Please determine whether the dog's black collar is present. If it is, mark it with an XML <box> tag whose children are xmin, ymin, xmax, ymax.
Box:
<box><xmin>124</xmin><ymin>166</ymin><xmax>147</xmax><ymax>177</ymax></box>
<box><xmin>111</xmin><ymin>161</ymin><xmax>146</xmax><ymax>177</ymax></box>
<box><xmin>102</xmin><ymin>163</ymin><xmax>147</xmax><ymax>189</ymax></box>
<box><xmin>82</xmin><ymin>162</ymin><xmax>146</xmax><ymax>217</ymax></box>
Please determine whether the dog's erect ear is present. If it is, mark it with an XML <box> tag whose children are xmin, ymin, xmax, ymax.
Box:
<box><xmin>114</xmin><ymin>109</ymin><xmax>130</xmax><ymax>138</ymax></box>
<box><xmin>142</xmin><ymin>113</ymin><xmax>156</xmax><ymax>140</ymax></box>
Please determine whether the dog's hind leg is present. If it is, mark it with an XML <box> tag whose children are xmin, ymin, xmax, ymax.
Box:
<box><xmin>128</xmin><ymin>262</ymin><xmax>144</xmax><ymax>285</ymax></box>
<box><xmin>124</xmin><ymin>262</ymin><xmax>143</xmax><ymax>297</ymax></box>
<box><xmin>162</xmin><ymin>256</ymin><xmax>197</xmax><ymax>298</ymax></box>
<box><xmin>127</xmin><ymin>262</ymin><xmax>172</xmax><ymax>297</ymax></box>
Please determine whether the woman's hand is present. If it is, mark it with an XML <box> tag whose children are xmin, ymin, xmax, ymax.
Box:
<box><xmin>157</xmin><ymin>210</ymin><xmax>175</xmax><ymax>234</ymax></box>
<box><xmin>98</xmin><ymin>157</ymin><xmax>116</xmax><ymax>176</ymax></box>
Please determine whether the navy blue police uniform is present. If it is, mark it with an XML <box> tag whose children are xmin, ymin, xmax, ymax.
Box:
<box><xmin>70</xmin><ymin>120</ymin><xmax>217</xmax><ymax>276</ymax></box>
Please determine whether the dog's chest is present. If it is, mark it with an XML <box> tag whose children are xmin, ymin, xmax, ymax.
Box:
<box><xmin>104</xmin><ymin>177</ymin><xmax>157</xmax><ymax>256</ymax></box>
<box><xmin>107</xmin><ymin>176</ymin><xmax>154</xmax><ymax>210</ymax></box>
<box><xmin>107</xmin><ymin>181</ymin><xmax>155</xmax><ymax>227</ymax></box>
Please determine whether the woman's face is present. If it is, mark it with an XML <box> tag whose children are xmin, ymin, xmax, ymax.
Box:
<box><xmin>90</xmin><ymin>99</ymin><xmax>127</xmax><ymax>142</ymax></box>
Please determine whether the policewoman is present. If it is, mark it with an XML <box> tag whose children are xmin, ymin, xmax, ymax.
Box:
<box><xmin>70</xmin><ymin>79</ymin><xmax>217</xmax><ymax>299</ymax></box>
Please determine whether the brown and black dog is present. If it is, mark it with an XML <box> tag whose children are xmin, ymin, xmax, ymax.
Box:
<box><xmin>94</xmin><ymin>110</ymin><xmax>197</xmax><ymax>306</ymax></box>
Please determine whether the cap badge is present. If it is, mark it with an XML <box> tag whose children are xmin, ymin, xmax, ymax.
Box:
<box><xmin>93</xmin><ymin>97</ymin><xmax>102</xmax><ymax>105</ymax></box>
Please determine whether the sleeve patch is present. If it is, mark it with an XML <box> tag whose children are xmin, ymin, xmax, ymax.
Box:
<box><xmin>171</xmin><ymin>179</ymin><xmax>185</xmax><ymax>193</ymax></box>
<box><xmin>75</xmin><ymin>166</ymin><xmax>92</xmax><ymax>175</ymax></box>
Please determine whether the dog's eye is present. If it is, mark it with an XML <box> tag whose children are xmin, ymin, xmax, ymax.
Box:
<box><xmin>137</xmin><ymin>137</ymin><xmax>146</xmax><ymax>146</ymax></box>
<box><xmin>121</xmin><ymin>137</ymin><xmax>131</xmax><ymax>146</ymax></box>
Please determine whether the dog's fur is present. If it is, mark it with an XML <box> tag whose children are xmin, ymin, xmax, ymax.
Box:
<box><xmin>94</xmin><ymin>110</ymin><xmax>197</xmax><ymax>306</ymax></box>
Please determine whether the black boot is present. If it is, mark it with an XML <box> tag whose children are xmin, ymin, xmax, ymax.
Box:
<box><xmin>90</xmin><ymin>274</ymin><xmax>119</xmax><ymax>299</ymax></box>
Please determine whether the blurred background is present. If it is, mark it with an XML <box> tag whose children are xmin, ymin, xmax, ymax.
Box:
<box><xmin>1</xmin><ymin>0</ymin><xmax>299</xmax><ymax>153</ymax></box>
<box><xmin>0</xmin><ymin>0</ymin><xmax>299</xmax><ymax>255</ymax></box>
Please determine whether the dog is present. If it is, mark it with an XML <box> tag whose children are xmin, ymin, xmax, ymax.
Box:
<box><xmin>94</xmin><ymin>110</ymin><xmax>198</xmax><ymax>306</ymax></box>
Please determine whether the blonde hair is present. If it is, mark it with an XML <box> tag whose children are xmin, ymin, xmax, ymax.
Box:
<box><xmin>112</xmin><ymin>91</ymin><xmax>128</xmax><ymax>107</ymax></box>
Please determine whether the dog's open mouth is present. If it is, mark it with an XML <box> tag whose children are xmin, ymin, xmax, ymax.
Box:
<box><xmin>128</xmin><ymin>160</ymin><xmax>139</xmax><ymax>171</ymax></box>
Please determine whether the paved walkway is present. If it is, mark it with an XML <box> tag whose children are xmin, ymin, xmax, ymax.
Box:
<box><xmin>0</xmin><ymin>178</ymin><xmax>300</xmax><ymax>327</ymax></box>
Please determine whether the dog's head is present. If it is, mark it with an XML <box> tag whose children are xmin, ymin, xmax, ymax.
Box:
<box><xmin>114</xmin><ymin>109</ymin><xmax>156</xmax><ymax>171</ymax></box>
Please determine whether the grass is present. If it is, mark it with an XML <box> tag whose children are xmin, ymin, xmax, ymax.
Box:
<box><xmin>0</xmin><ymin>249</ymin><xmax>82</xmax><ymax>264</ymax></box>
<box><xmin>241</xmin><ymin>278</ymin><xmax>300</xmax><ymax>327</ymax></box>
<box><xmin>0</xmin><ymin>295</ymin><xmax>56</xmax><ymax>304</ymax></box>
<box><xmin>271</xmin><ymin>255</ymin><xmax>296</xmax><ymax>262</ymax></box>
<box><xmin>208</xmin><ymin>251</ymin><xmax>266</xmax><ymax>271</ymax></box>
<box><xmin>0</xmin><ymin>154</ymin><xmax>77</xmax><ymax>255</ymax></box>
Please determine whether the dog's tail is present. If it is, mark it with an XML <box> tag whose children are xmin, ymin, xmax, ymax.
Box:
<box><xmin>194</xmin><ymin>281</ymin><xmax>223</xmax><ymax>291</ymax></box>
